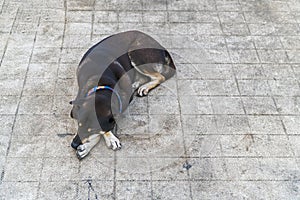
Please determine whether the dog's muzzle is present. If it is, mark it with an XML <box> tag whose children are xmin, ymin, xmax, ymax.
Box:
<box><xmin>71</xmin><ymin>134</ymin><xmax>82</xmax><ymax>149</ymax></box>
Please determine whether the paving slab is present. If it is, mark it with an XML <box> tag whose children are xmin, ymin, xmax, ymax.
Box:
<box><xmin>0</xmin><ymin>0</ymin><xmax>300</xmax><ymax>199</ymax></box>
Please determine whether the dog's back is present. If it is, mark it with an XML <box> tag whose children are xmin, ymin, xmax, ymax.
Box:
<box><xmin>76</xmin><ymin>31</ymin><xmax>175</xmax><ymax>97</ymax></box>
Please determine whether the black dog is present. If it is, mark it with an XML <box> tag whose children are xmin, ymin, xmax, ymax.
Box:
<box><xmin>70</xmin><ymin>31</ymin><xmax>176</xmax><ymax>159</ymax></box>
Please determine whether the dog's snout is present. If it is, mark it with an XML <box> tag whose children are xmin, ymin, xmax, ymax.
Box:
<box><xmin>71</xmin><ymin>134</ymin><xmax>82</xmax><ymax>149</ymax></box>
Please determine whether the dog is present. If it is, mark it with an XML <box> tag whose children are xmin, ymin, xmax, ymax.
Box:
<box><xmin>69</xmin><ymin>30</ymin><xmax>176</xmax><ymax>159</ymax></box>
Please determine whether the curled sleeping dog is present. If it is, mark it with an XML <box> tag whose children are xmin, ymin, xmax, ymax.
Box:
<box><xmin>70</xmin><ymin>30</ymin><xmax>176</xmax><ymax>159</ymax></box>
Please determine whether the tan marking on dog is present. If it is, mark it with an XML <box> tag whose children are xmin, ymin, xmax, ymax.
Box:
<box><xmin>81</xmin><ymin>137</ymin><xmax>88</xmax><ymax>144</ymax></box>
<box><xmin>104</xmin><ymin>132</ymin><xmax>111</xmax><ymax>137</ymax></box>
<box><xmin>137</xmin><ymin>72</ymin><xmax>165</xmax><ymax>96</ymax></box>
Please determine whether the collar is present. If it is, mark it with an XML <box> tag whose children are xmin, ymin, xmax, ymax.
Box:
<box><xmin>86</xmin><ymin>86</ymin><xmax>123</xmax><ymax>113</ymax></box>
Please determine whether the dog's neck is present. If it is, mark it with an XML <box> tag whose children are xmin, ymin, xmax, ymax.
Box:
<box><xmin>86</xmin><ymin>86</ymin><xmax>123</xmax><ymax>113</ymax></box>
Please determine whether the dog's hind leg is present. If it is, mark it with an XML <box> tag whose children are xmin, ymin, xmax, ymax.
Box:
<box><xmin>131</xmin><ymin>71</ymin><xmax>150</xmax><ymax>90</ymax></box>
<box><xmin>128</xmin><ymin>49</ymin><xmax>173</xmax><ymax>96</ymax></box>
<box><xmin>137</xmin><ymin>72</ymin><xmax>165</xmax><ymax>96</ymax></box>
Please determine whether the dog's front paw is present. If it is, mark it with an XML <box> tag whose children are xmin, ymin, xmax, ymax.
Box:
<box><xmin>74</xmin><ymin>134</ymin><xmax>101</xmax><ymax>159</ymax></box>
<box><xmin>137</xmin><ymin>85</ymin><xmax>149</xmax><ymax>96</ymax></box>
<box><xmin>103</xmin><ymin>132</ymin><xmax>122</xmax><ymax>150</ymax></box>
<box><xmin>76</xmin><ymin>144</ymin><xmax>90</xmax><ymax>159</ymax></box>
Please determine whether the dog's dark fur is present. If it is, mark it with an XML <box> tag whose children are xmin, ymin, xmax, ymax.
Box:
<box><xmin>70</xmin><ymin>30</ymin><xmax>176</xmax><ymax>159</ymax></box>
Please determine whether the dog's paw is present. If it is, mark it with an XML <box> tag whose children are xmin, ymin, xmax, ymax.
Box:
<box><xmin>137</xmin><ymin>85</ymin><xmax>149</xmax><ymax>96</ymax></box>
<box><xmin>74</xmin><ymin>134</ymin><xmax>101</xmax><ymax>159</ymax></box>
<box><xmin>107</xmin><ymin>136</ymin><xmax>122</xmax><ymax>150</ymax></box>
<box><xmin>103</xmin><ymin>132</ymin><xmax>122</xmax><ymax>150</ymax></box>
<box><xmin>76</xmin><ymin>144</ymin><xmax>90</xmax><ymax>159</ymax></box>
<box><xmin>132</xmin><ymin>81</ymin><xmax>141</xmax><ymax>90</ymax></box>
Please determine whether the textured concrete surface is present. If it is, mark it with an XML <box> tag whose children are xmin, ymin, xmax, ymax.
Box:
<box><xmin>0</xmin><ymin>0</ymin><xmax>300</xmax><ymax>199</ymax></box>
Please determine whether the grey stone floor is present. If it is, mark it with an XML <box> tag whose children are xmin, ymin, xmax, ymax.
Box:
<box><xmin>0</xmin><ymin>0</ymin><xmax>300</xmax><ymax>199</ymax></box>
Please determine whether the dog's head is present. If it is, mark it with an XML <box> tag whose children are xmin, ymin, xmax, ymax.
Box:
<box><xmin>69</xmin><ymin>93</ymin><xmax>116</xmax><ymax>149</ymax></box>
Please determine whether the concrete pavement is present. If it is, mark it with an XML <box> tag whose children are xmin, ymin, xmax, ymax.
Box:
<box><xmin>0</xmin><ymin>0</ymin><xmax>300</xmax><ymax>199</ymax></box>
